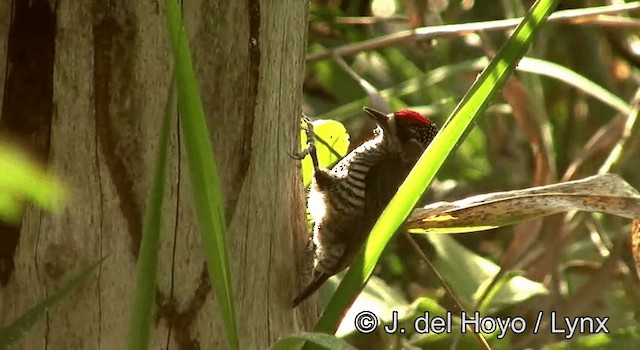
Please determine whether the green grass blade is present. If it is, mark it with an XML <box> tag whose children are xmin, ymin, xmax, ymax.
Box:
<box><xmin>165</xmin><ymin>1</ymin><xmax>239</xmax><ymax>349</ymax></box>
<box><xmin>517</xmin><ymin>57</ymin><xmax>631</xmax><ymax>115</ymax></box>
<box><xmin>126</xmin><ymin>78</ymin><xmax>175</xmax><ymax>350</ymax></box>
<box><xmin>0</xmin><ymin>258</ymin><xmax>106</xmax><ymax>348</ymax></box>
<box><xmin>313</xmin><ymin>0</ymin><xmax>559</xmax><ymax>334</ymax></box>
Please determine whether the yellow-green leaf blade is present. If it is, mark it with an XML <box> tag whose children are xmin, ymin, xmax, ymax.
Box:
<box><xmin>126</xmin><ymin>79</ymin><xmax>175</xmax><ymax>350</ymax></box>
<box><xmin>165</xmin><ymin>1</ymin><xmax>239</xmax><ymax>348</ymax></box>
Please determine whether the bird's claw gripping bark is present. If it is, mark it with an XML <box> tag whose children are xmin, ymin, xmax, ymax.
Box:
<box><xmin>288</xmin><ymin>115</ymin><xmax>320</xmax><ymax>169</ymax></box>
<box><xmin>305</xmin><ymin>238</ymin><xmax>316</xmax><ymax>253</ymax></box>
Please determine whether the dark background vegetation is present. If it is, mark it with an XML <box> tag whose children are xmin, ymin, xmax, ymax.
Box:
<box><xmin>302</xmin><ymin>0</ymin><xmax>640</xmax><ymax>349</ymax></box>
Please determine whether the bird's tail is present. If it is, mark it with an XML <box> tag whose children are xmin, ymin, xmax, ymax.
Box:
<box><xmin>292</xmin><ymin>271</ymin><xmax>331</xmax><ymax>308</ymax></box>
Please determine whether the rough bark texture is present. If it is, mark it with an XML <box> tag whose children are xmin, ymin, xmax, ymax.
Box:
<box><xmin>0</xmin><ymin>0</ymin><xmax>312</xmax><ymax>348</ymax></box>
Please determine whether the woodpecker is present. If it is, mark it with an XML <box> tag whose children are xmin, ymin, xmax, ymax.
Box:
<box><xmin>292</xmin><ymin>107</ymin><xmax>438</xmax><ymax>307</ymax></box>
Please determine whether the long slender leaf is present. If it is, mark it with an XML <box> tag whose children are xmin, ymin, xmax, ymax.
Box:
<box><xmin>126</xmin><ymin>78</ymin><xmax>175</xmax><ymax>350</ymax></box>
<box><xmin>0</xmin><ymin>258</ymin><xmax>106</xmax><ymax>348</ymax></box>
<box><xmin>314</xmin><ymin>0</ymin><xmax>559</xmax><ymax>334</ymax></box>
<box><xmin>517</xmin><ymin>57</ymin><xmax>631</xmax><ymax>115</ymax></box>
<box><xmin>165</xmin><ymin>1</ymin><xmax>239</xmax><ymax>349</ymax></box>
<box><xmin>407</xmin><ymin>173</ymin><xmax>640</xmax><ymax>233</ymax></box>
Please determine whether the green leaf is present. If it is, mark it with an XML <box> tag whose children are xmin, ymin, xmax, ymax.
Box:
<box><xmin>126</xmin><ymin>78</ymin><xmax>175</xmax><ymax>350</ymax></box>
<box><xmin>475</xmin><ymin>271</ymin><xmax>521</xmax><ymax>314</ymax></box>
<box><xmin>165</xmin><ymin>1</ymin><xmax>239</xmax><ymax>349</ymax></box>
<box><xmin>313</xmin><ymin>0</ymin><xmax>559</xmax><ymax>334</ymax></box>
<box><xmin>542</xmin><ymin>326</ymin><xmax>640</xmax><ymax>349</ymax></box>
<box><xmin>407</xmin><ymin>298</ymin><xmax>486</xmax><ymax>347</ymax></box>
<box><xmin>330</xmin><ymin>276</ymin><xmax>409</xmax><ymax>337</ymax></box>
<box><xmin>272</xmin><ymin>332</ymin><xmax>356</xmax><ymax>350</ymax></box>
<box><xmin>428</xmin><ymin>235</ymin><xmax>547</xmax><ymax>313</ymax></box>
<box><xmin>0</xmin><ymin>258</ymin><xmax>105</xmax><ymax>348</ymax></box>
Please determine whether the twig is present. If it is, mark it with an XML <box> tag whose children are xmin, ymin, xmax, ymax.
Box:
<box><xmin>402</xmin><ymin>233</ymin><xmax>492</xmax><ymax>350</ymax></box>
<box><xmin>332</xmin><ymin>54</ymin><xmax>390</xmax><ymax>114</ymax></box>
<box><xmin>314</xmin><ymin>133</ymin><xmax>344</xmax><ymax>161</ymax></box>
<box><xmin>587</xmin><ymin>15</ymin><xmax>640</xmax><ymax>28</ymax></box>
<box><xmin>307</xmin><ymin>3</ymin><xmax>640</xmax><ymax>63</ymax></box>
<box><xmin>335</xmin><ymin>16</ymin><xmax>408</xmax><ymax>25</ymax></box>
<box><xmin>598</xmin><ymin>87</ymin><xmax>640</xmax><ymax>174</ymax></box>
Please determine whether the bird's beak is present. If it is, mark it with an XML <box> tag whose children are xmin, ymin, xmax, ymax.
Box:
<box><xmin>363</xmin><ymin>107</ymin><xmax>397</xmax><ymax>142</ymax></box>
<box><xmin>363</xmin><ymin>107</ymin><xmax>389</xmax><ymax>126</ymax></box>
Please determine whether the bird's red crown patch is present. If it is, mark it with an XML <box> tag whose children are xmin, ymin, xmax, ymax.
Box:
<box><xmin>395</xmin><ymin>109</ymin><xmax>431</xmax><ymax>124</ymax></box>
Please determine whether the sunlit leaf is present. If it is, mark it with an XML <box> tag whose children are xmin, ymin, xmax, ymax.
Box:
<box><xmin>299</xmin><ymin>119</ymin><xmax>350</xmax><ymax>187</ymax></box>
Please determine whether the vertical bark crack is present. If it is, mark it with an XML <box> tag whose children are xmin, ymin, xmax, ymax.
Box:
<box><xmin>164</xmin><ymin>114</ymin><xmax>181</xmax><ymax>349</ymax></box>
<box><xmin>224</xmin><ymin>0</ymin><xmax>261</xmax><ymax>224</ymax></box>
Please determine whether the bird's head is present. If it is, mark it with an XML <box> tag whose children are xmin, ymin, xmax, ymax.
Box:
<box><xmin>363</xmin><ymin>107</ymin><xmax>438</xmax><ymax>147</ymax></box>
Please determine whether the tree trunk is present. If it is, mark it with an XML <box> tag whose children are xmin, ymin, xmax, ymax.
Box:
<box><xmin>0</xmin><ymin>0</ymin><xmax>312</xmax><ymax>348</ymax></box>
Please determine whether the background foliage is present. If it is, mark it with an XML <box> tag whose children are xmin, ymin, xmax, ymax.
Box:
<box><xmin>299</xmin><ymin>1</ymin><xmax>640</xmax><ymax>349</ymax></box>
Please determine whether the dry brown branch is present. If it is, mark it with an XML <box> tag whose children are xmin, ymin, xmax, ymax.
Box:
<box><xmin>307</xmin><ymin>3</ymin><xmax>640</xmax><ymax>63</ymax></box>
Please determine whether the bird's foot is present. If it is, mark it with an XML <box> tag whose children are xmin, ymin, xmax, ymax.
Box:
<box><xmin>289</xmin><ymin>115</ymin><xmax>320</xmax><ymax>169</ymax></box>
